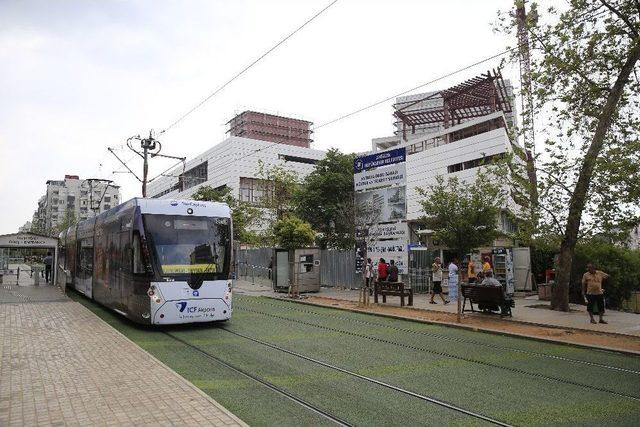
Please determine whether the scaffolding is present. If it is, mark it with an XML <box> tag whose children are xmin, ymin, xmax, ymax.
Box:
<box><xmin>227</xmin><ymin>111</ymin><xmax>313</xmax><ymax>148</ymax></box>
<box><xmin>394</xmin><ymin>70</ymin><xmax>513</xmax><ymax>141</ymax></box>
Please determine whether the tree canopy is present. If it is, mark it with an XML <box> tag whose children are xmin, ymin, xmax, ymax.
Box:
<box><xmin>294</xmin><ymin>149</ymin><xmax>356</xmax><ymax>250</ymax></box>
<box><xmin>272</xmin><ymin>215</ymin><xmax>316</xmax><ymax>250</ymax></box>
<box><xmin>417</xmin><ymin>173</ymin><xmax>506</xmax><ymax>258</ymax></box>
<box><xmin>498</xmin><ymin>0</ymin><xmax>640</xmax><ymax>310</ymax></box>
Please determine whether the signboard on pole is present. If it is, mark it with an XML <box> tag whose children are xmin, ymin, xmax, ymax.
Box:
<box><xmin>354</xmin><ymin>163</ymin><xmax>406</xmax><ymax>191</ymax></box>
<box><xmin>353</xmin><ymin>148</ymin><xmax>406</xmax><ymax>172</ymax></box>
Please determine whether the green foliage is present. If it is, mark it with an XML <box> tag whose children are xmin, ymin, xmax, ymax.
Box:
<box><xmin>571</xmin><ymin>241</ymin><xmax>640</xmax><ymax>309</ymax></box>
<box><xmin>53</xmin><ymin>209</ymin><xmax>77</xmax><ymax>236</ymax></box>
<box><xmin>257</xmin><ymin>161</ymin><xmax>300</xmax><ymax>220</ymax></box>
<box><xmin>272</xmin><ymin>215</ymin><xmax>315</xmax><ymax>250</ymax></box>
<box><xmin>496</xmin><ymin>1</ymin><xmax>640</xmax><ymax>238</ymax></box>
<box><xmin>294</xmin><ymin>149</ymin><xmax>356</xmax><ymax>250</ymax></box>
<box><xmin>192</xmin><ymin>185</ymin><xmax>263</xmax><ymax>245</ymax></box>
<box><xmin>417</xmin><ymin>172</ymin><xmax>506</xmax><ymax>258</ymax></box>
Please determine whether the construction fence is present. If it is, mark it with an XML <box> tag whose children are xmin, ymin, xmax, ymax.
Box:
<box><xmin>236</xmin><ymin>248</ymin><xmax>437</xmax><ymax>292</ymax></box>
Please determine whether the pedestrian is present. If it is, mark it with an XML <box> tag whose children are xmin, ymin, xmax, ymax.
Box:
<box><xmin>448</xmin><ymin>258</ymin><xmax>459</xmax><ymax>301</ymax></box>
<box><xmin>377</xmin><ymin>258</ymin><xmax>388</xmax><ymax>282</ymax></box>
<box><xmin>43</xmin><ymin>251</ymin><xmax>53</xmax><ymax>284</ymax></box>
<box><xmin>429</xmin><ymin>257</ymin><xmax>448</xmax><ymax>304</ymax></box>
<box><xmin>388</xmin><ymin>259</ymin><xmax>399</xmax><ymax>282</ymax></box>
<box><xmin>582</xmin><ymin>263</ymin><xmax>610</xmax><ymax>325</ymax></box>
<box><xmin>364</xmin><ymin>258</ymin><xmax>374</xmax><ymax>295</ymax></box>
<box><xmin>482</xmin><ymin>256</ymin><xmax>492</xmax><ymax>273</ymax></box>
<box><xmin>268</xmin><ymin>257</ymin><xmax>273</xmax><ymax>280</ymax></box>
<box><xmin>467</xmin><ymin>256</ymin><xmax>478</xmax><ymax>284</ymax></box>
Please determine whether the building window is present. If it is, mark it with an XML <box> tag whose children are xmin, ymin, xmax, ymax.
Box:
<box><xmin>179</xmin><ymin>162</ymin><xmax>208</xmax><ymax>191</ymax></box>
<box><xmin>103</xmin><ymin>204</ymin><xmax>111</xmax><ymax>210</ymax></box>
<box><xmin>277</xmin><ymin>154</ymin><xmax>318</xmax><ymax>165</ymax></box>
<box><xmin>447</xmin><ymin>154</ymin><xmax>503</xmax><ymax>174</ymax></box>
<box><xmin>104</xmin><ymin>196</ymin><xmax>111</xmax><ymax>202</ymax></box>
<box><xmin>239</xmin><ymin>177</ymin><xmax>271</xmax><ymax>204</ymax></box>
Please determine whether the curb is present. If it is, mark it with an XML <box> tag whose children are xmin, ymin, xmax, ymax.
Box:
<box><xmin>266</xmin><ymin>296</ymin><xmax>640</xmax><ymax>357</ymax></box>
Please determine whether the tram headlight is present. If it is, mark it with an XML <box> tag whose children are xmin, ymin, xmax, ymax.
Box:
<box><xmin>147</xmin><ymin>286</ymin><xmax>155</xmax><ymax>297</ymax></box>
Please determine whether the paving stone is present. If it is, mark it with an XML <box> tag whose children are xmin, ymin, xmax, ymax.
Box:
<box><xmin>0</xmin><ymin>287</ymin><xmax>247</xmax><ymax>426</ymax></box>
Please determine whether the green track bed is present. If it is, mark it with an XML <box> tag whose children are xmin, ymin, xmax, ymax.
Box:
<box><xmin>70</xmin><ymin>291</ymin><xmax>640</xmax><ymax>426</ymax></box>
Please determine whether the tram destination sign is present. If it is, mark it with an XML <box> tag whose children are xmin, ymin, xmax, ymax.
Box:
<box><xmin>353</xmin><ymin>147</ymin><xmax>406</xmax><ymax>173</ymax></box>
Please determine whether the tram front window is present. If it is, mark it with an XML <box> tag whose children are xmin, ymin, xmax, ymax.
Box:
<box><xmin>143</xmin><ymin>215</ymin><xmax>230</xmax><ymax>279</ymax></box>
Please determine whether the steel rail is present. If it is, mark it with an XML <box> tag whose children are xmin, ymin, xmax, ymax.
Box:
<box><xmin>236</xmin><ymin>297</ymin><xmax>640</xmax><ymax>375</ymax></box>
<box><xmin>219</xmin><ymin>327</ymin><xmax>513</xmax><ymax>427</ymax></box>
<box><xmin>235</xmin><ymin>305</ymin><xmax>640</xmax><ymax>402</ymax></box>
<box><xmin>164</xmin><ymin>331</ymin><xmax>352</xmax><ymax>427</ymax></box>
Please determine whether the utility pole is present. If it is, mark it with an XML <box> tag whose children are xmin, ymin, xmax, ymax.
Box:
<box><xmin>108</xmin><ymin>130</ymin><xmax>186</xmax><ymax>198</ymax></box>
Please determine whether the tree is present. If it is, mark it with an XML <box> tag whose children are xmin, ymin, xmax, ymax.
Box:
<box><xmin>192</xmin><ymin>185</ymin><xmax>263</xmax><ymax>245</ymax></box>
<box><xmin>294</xmin><ymin>149</ymin><xmax>356</xmax><ymax>250</ymax></box>
<box><xmin>272</xmin><ymin>215</ymin><xmax>315</xmax><ymax>250</ymax></box>
<box><xmin>417</xmin><ymin>173</ymin><xmax>506</xmax><ymax>259</ymax></box>
<box><xmin>499</xmin><ymin>1</ymin><xmax>640</xmax><ymax>310</ymax></box>
<box><xmin>257</xmin><ymin>161</ymin><xmax>300</xmax><ymax>221</ymax></box>
<box><xmin>53</xmin><ymin>210</ymin><xmax>77</xmax><ymax>236</ymax></box>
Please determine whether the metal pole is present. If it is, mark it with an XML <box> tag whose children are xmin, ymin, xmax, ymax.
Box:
<box><xmin>142</xmin><ymin>144</ymin><xmax>149</xmax><ymax>198</ymax></box>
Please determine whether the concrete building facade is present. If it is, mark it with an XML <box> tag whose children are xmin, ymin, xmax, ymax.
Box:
<box><xmin>31</xmin><ymin>175</ymin><xmax>121</xmax><ymax>235</ymax></box>
<box><xmin>147</xmin><ymin>136</ymin><xmax>325</xmax><ymax>204</ymax></box>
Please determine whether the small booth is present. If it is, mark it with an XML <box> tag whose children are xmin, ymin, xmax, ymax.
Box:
<box><xmin>273</xmin><ymin>248</ymin><xmax>321</xmax><ymax>293</ymax></box>
<box><xmin>0</xmin><ymin>233</ymin><xmax>58</xmax><ymax>286</ymax></box>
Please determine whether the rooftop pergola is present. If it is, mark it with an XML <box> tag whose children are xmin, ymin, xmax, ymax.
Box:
<box><xmin>394</xmin><ymin>69</ymin><xmax>513</xmax><ymax>137</ymax></box>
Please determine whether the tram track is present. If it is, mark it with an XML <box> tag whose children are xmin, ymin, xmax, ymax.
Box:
<box><xmin>234</xmin><ymin>302</ymin><xmax>640</xmax><ymax>402</ymax></box>
<box><xmin>236</xmin><ymin>296</ymin><xmax>640</xmax><ymax>375</ymax></box>
<box><xmin>164</xmin><ymin>331</ymin><xmax>352</xmax><ymax>427</ymax></box>
<box><xmin>164</xmin><ymin>329</ymin><xmax>512</xmax><ymax>427</ymax></box>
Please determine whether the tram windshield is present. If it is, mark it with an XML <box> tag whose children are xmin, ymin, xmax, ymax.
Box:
<box><xmin>143</xmin><ymin>214</ymin><xmax>231</xmax><ymax>278</ymax></box>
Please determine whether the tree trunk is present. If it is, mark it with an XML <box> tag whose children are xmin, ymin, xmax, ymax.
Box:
<box><xmin>551</xmin><ymin>40</ymin><xmax>640</xmax><ymax>311</ymax></box>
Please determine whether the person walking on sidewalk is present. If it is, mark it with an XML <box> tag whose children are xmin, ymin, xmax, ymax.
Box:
<box><xmin>43</xmin><ymin>252</ymin><xmax>53</xmax><ymax>284</ymax></box>
<box><xmin>429</xmin><ymin>257</ymin><xmax>448</xmax><ymax>304</ymax></box>
<box><xmin>582</xmin><ymin>263</ymin><xmax>610</xmax><ymax>324</ymax></box>
<box><xmin>364</xmin><ymin>258</ymin><xmax>374</xmax><ymax>295</ymax></box>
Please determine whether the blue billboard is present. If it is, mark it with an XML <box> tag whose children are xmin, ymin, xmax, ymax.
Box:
<box><xmin>353</xmin><ymin>147</ymin><xmax>406</xmax><ymax>173</ymax></box>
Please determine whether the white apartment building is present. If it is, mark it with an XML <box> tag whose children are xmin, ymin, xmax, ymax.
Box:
<box><xmin>31</xmin><ymin>175</ymin><xmax>121</xmax><ymax>235</ymax></box>
<box><xmin>147</xmin><ymin>136</ymin><xmax>326</xmax><ymax>203</ymax></box>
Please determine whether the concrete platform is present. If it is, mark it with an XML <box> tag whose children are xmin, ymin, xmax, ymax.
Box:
<box><xmin>234</xmin><ymin>279</ymin><xmax>640</xmax><ymax>337</ymax></box>
<box><xmin>0</xmin><ymin>283</ymin><xmax>246</xmax><ymax>426</ymax></box>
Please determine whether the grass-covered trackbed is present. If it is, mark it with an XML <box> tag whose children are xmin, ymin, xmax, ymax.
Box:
<box><xmin>71</xmin><ymin>292</ymin><xmax>640</xmax><ymax>426</ymax></box>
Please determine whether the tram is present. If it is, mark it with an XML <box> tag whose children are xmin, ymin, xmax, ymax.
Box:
<box><xmin>57</xmin><ymin>198</ymin><xmax>233</xmax><ymax>325</ymax></box>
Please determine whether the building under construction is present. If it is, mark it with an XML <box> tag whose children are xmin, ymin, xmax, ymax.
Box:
<box><xmin>393</xmin><ymin>69</ymin><xmax>516</xmax><ymax>141</ymax></box>
<box><xmin>227</xmin><ymin>111</ymin><xmax>313</xmax><ymax>148</ymax></box>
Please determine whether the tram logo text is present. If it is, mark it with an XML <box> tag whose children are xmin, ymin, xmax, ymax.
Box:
<box><xmin>176</xmin><ymin>302</ymin><xmax>187</xmax><ymax>312</ymax></box>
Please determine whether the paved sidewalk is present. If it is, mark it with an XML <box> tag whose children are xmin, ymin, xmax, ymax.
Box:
<box><xmin>0</xmin><ymin>285</ymin><xmax>246</xmax><ymax>426</ymax></box>
<box><xmin>234</xmin><ymin>279</ymin><xmax>640</xmax><ymax>337</ymax></box>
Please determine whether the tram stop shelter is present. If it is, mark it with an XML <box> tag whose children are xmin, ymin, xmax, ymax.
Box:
<box><xmin>0</xmin><ymin>232</ymin><xmax>58</xmax><ymax>286</ymax></box>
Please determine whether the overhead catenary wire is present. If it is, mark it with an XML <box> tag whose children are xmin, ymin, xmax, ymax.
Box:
<box><xmin>130</xmin><ymin>7</ymin><xmax>611</xmax><ymax>196</ymax></box>
<box><xmin>158</xmin><ymin>0</ymin><xmax>339</xmax><ymax>136</ymax></box>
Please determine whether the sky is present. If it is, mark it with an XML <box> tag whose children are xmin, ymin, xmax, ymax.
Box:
<box><xmin>0</xmin><ymin>0</ymin><xmax>522</xmax><ymax>234</ymax></box>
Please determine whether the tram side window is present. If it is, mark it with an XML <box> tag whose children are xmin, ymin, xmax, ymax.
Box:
<box><xmin>79</xmin><ymin>239</ymin><xmax>94</xmax><ymax>278</ymax></box>
<box><xmin>132</xmin><ymin>233</ymin><xmax>145</xmax><ymax>274</ymax></box>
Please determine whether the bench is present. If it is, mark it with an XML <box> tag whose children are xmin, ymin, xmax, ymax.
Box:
<box><xmin>461</xmin><ymin>284</ymin><xmax>514</xmax><ymax>317</ymax></box>
<box><xmin>374</xmin><ymin>281</ymin><xmax>413</xmax><ymax>307</ymax></box>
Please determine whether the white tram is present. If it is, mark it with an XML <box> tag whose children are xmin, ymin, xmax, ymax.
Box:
<box><xmin>58</xmin><ymin>198</ymin><xmax>233</xmax><ymax>324</ymax></box>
